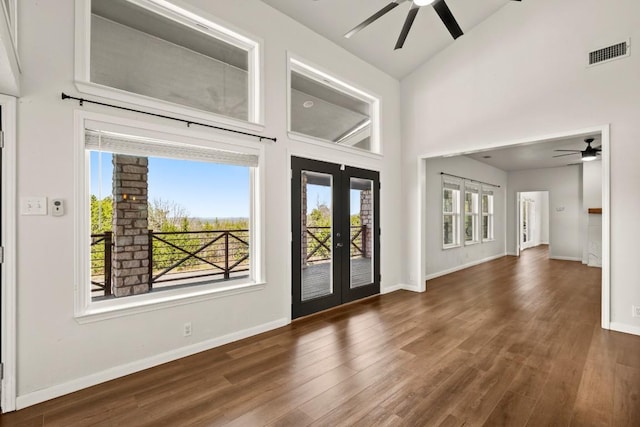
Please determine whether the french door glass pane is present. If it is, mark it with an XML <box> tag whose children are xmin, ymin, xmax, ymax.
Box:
<box><xmin>301</xmin><ymin>171</ymin><xmax>333</xmax><ymax>301</ymax></box>
<box><xmin>349</xmin><ymin>178</ymin><xmax>374</xmax><ymax>288</ymax></box>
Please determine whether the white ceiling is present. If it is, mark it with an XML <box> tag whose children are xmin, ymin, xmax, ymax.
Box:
<box><xmin>261</xmin><ymin>0</ymin><xmax>516</xmax><ymax>79</ymax></box>
<box><xmin>465</xmin><ymin>134</ymin><xmax>602</xmax><ymax>172</ymax></box>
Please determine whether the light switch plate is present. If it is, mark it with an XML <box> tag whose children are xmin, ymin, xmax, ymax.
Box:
<box><xmin>21</xmin><ymin>197</ymin><xmax>48</xmax><ymax>215</ymax></box>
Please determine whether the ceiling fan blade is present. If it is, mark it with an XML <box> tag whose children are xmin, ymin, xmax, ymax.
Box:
<box><xmin>553</xmin><ymin>149</ymin><xmax>582</xmax><ymax>152</ymax></box>
<box><xmin>594</xmin><ymin>147</ymin><xmax>602</xmax><ymax>152</ymax></box>
<box><xmin>345</xmin><ymin>1</ymin><xmax>404</xmax><ymax>39</ymax></box>
<box><xmin>553</xmin><ymin>153</ymin><xmax>577</xmax><ymax>158</ymax></box>
<box><xmin>433</xmin><ymin>0</ymin><xmax>463</xmax><ymax>40</ymax></box>
<box><xmin>395</xmin><ymin>4</ymin><xmax>420</xmax><ymax>50</ymax></box>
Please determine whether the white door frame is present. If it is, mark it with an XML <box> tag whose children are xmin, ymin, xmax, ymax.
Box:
<box><xmin>0</xmin><ymin>94</ymin><xmax>17</xmax><ymax>412</ymax></box>
<box><xmin>417</xmin><ymin>124</ymin><xmax>611</xmax><ymax>330</ymax></box>
<box><xmin>519</xmin><ymin>195</ymin><xmax>536</xmax><ymax>251</ymax></box>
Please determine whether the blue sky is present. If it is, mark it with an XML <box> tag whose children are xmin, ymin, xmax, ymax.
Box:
<box><xmin>90</xmin><ymin>152</ymin><xmax>249</xmax><ymax>218</ymax></box>
<box><xmin>91</xmin><ymin>152</ymin><xmax>361</xmax><ymax>217</ymax></box>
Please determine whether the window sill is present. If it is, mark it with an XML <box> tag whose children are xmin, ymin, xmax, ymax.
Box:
<box><xmin>287</xmin><ymin>131</ymin><xmax>383</xmax><ymax>159</ymax></box>
<box><xmin>74</xmin><ymin>81</ymin><xmax>266</xmax><ymax>134</ymax></box>
<box><xmin>464</xmin><ymin>241</ymin><xmax>481</xmax><ymax>246</ymax></box>
<box><xmin>482</xmin><ymin>238</ymin><xmax>496</xmax><ymax>243</ymax></box>
<box><xmin>443</xmin><ymin>244</ymin><xmax>461</xmax><ymax>250</ymax></box>
<box><xmin>75</xmin><ymin>280</ymin><xmax>266</xmax><ymax>324</ymax></box>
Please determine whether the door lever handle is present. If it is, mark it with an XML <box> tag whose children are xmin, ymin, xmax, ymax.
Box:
<box><xmin>336</xmin><ymin>242</ymin><xmax>344</xmax><ymax>248</ymax></box>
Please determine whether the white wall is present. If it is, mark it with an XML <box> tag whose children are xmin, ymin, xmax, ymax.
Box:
<box><xmin>582</xmin><ymin>161</ymin><xmax>603</xmax><ymax>266</ymax></box>
<box><xmin>424</xmin><ymin>156</ymin><xmax>507</xmax><ymax>279</ymax></box>
<box><xmin>15</xmin><ymin>0</ymin><xmax>402</xmax><ymax>405</ymax></box>
<box><xmin>401</xmin><ymin>0</ymin><xmax>640</xmax><ymax>332</ymax></box>
<box><xmin>540</xmin><ymin>192</ymin><xmax>549</xmax><ymax>244</ymax></box>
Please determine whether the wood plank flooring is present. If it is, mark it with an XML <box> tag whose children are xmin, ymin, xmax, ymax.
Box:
<box><xmin>2</xmin><ymin>246</ymin><xmax>640</xmax><ymax>426</ymax></box>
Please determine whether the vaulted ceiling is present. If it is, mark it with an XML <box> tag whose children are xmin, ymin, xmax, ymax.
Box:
<box><xmin>261</xmin><ymin>0</ymin><xmax>519</xmax><ymax>79</ymax></box>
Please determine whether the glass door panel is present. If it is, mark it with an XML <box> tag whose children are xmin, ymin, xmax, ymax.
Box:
<box><xmin>349</xmin><ymin>178</ymin><xmax>373</xmax><ymax>289</ymax></box>
<box><xmin>301</xmin><ymin>171</ymin><xmax>334</xmax><ymax>301</ymax></box>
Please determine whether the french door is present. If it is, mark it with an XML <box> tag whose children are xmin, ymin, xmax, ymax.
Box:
<box><xmin>291</xmin><ymin>157</ymin><xmax>380</xmax><ymax>319</ymax></box>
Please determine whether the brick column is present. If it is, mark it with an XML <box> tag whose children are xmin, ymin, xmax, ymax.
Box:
<box><xmin>301</xmin><ymin>173</ymin><xmax>308</xmax><ymax>268</ymax></box>
<box><xmin>112</xmin><ymin>155</ymin><xmax>150</xmax><ymax>297</ymax></box>
<box><xmin>360</xmin><ymin>190</ymin><xmax>373</xmax><ymax>258</ymax></box>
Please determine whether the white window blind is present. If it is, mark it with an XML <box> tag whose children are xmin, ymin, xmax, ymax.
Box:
<box><xmin>443</xmin><ymin>181</ymin><xmax>461</xmax><ymax>191</ymax></box>
<box><xmin>85</xmin><ymin>129</ymin><xmax>259</xmax><ymax>167</ymax></box>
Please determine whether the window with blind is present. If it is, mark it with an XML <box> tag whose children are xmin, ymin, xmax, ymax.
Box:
<box><xmin>84</xmin><ymin>128</ymin><xmax>258</xmax><ymax>304</ymax></box>
<box><xmin>464</xmin><ymin>184</ymin><xmax>480</xmax><ymax>244</ymax></box>
<box><xmin>482</xmin><ymin>188</ymin><xmax>495</xmax><ymax>241</ymax></box>
<box><xmin>442</xmin><ymin>180</ymin><xmax>461</xmax><ymax>248</ymax></box>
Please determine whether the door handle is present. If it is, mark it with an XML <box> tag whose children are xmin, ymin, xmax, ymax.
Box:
<box><xmin>336</xmin><ymin>242</ymin><xmax>344</xmax><ymax>248</ymax></box>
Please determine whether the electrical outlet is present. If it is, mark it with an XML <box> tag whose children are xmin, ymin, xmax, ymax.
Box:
<box><xmin>183</xmin><ymin>322</ymin><xmax>192</xmax><ymax>337</ymax></box>
<box><xmin>633</xmin><ymin>306</ymin><xmax>640</xmax><ymax>318</ymax></box>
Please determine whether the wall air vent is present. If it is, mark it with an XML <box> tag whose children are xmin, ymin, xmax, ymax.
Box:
<box><xmin>588</xmin><ymin>40</ymin><xmax>630</xmax><ymax>66</ymax></box>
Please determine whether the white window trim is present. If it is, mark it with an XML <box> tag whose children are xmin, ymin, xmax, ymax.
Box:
<box><xmin>464</xmin><ymin>184</ymin><xmax>480</xmax><ymax>245</ymax></box>
<box><xmin>74</xmin><ymin>0</ymin><xmax>264</xmax><ymax>131</ymax></box>
<box><xmin>1</xmin><ymin>0</ymin><xmax>17</xmax><ymax>52</ymax></box>
<box><xmin>286</xmin><ymin>53</ymin><xmax>382</xmax><ymax>156</ymax></box>
<box><xmin>442</xmin><ymin>178</ymin><xmax>461</xmax><ymax>250</ymax></box>
<box><xmin>74</xmin><ymin>110</ymin><xmax>265</xmax><ymax>323</ymax></box>
<box><xmin>481</xmin><ymin>188</ymin><xmax>495</xmax><ymax>242</ymax></box>
<box><xmin>1</xmin><ymin>94</ymin><xmax>18</xmax><ymax>412</ymax></box>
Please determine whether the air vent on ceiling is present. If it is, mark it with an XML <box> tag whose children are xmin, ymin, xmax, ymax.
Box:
<box><xmin>588</xmin><ymin>40</ymin><xmax>630</xmax><ymax>66</ymax></box>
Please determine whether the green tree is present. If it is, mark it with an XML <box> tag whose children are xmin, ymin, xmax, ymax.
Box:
<box><xmin>90</xmin><ymin>195</ymin><xmax>113</xmax><ymax>234</ymax></box>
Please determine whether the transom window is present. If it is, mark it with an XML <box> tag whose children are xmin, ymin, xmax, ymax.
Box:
<box><xmin>288</xmin><ymin>57</ymin><xmax>380</xmax><ymax>154</ymax></box>
<box><xmin>77</xmin><ymin>0</ymin><xmax>262</xmax><ymax>125</ymax></box>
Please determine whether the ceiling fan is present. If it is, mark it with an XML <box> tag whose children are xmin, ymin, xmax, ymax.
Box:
<box><xmin>345</xmin><ymin>0</ymin><xmax>522</xmax><ymax>50</ymax></box>
<box><xmin>553</xmin><ymin>138</ymin><xmax>601</xmax><ymax>162</ymax></box>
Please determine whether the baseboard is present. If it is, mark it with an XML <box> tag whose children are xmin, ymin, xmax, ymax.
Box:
<box><xmin>381</xmin><ymin>284</ymin><xmax>404</xmax><ymax>294</ymax></box>
<box><xmin>425</xmin><ymin>253</ymin><xmax>507</xmax><ymax>281</ymax></box>
<box><xmin>610</xmin><ymin>322</ymin><xmax>640</xmax><ymax>337</ymax></box>
<box><xmin>15</xmin><ymin>317</ymin><xmax>289</xmax><ymax>409</ymax></box>
<box><xmin>549</xmin><ymin>256</ymin><xmax>582</xmax><ymax>262</ymax></box>
<box><xmin>506</xmin><ymin>252</ymin><xmax>518</xmax><ymax>256</ymax></box>
<box><xmin>382</xmin><ymin>284</ymin><xmax>422</xmax><ymax>294</ymax></box>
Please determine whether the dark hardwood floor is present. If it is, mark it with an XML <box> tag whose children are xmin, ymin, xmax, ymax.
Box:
<box><xmin>2</xmin><ymin>246</ymin><xmax>640</xmax><ymax>426</ymax></box>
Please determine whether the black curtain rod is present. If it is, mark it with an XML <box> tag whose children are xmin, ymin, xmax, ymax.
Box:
<box><xmin>61</xmin><ymin>92</ymin><xmax>277</xmax><ymax>143</ymax></box>
<box><xmin>440</xmin><ymin>172</ymin><xmax>501</xmax><ymax>188</ymax></box>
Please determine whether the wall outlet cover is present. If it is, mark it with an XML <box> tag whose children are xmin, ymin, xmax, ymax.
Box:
<box><xmin>633</xmin><ymin>306</ymin><xmax>640</xmax><ymax>318</ymax></box>
<box><xmin>21</xmin><ymin>197</ymin><xmax>48</xmax><ymax>215</ymax></box>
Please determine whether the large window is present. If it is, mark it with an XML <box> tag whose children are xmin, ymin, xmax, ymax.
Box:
<box><xmin>442</xmin><ymin>180</ymin><xmax>461</xmax><ymax>248</ymax></box>
<box><xmin>77</xmin><ymin>0</ymin><xmax>262</xmax><ymax>125</ymax></box>
<box><xmin>464</xmin><ymin>184</ymin><xmax>480</xmax><ymax>244</ymax></box>
<box><xmin>288</xmin><ymin>57</ymin><xmax>380</xmax><ymax>154</ymax></box>
<box><xmin>482</xmin><ymin>189</ymin><xmax>495</xmax><ymax>241</ymax></box>
<box><xmin>76</xmin><ymin>116</ymin><xmax>263</xmax><ymax>319</ymax></box>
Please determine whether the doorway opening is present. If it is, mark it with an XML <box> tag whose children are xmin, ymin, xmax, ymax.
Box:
<box><xmin>291</xmin><ymin>157</ymin><xmax>380</xmax><ymax>319</ymax></box>
<box><xmin>418</xmin><ymin>125</ymin><xmax>610</xmax><ymax>329</ymax></box>
<box><xmin>517</xmin><ymin>191</ymin><xmax>549</xmax><ymax>255</ymax></box>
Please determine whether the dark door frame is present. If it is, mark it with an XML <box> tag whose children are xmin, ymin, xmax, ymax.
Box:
<box><xmin>291</xmin><ymin>156</ymin><xmax>380</xmax><ymax>319</ymax></box>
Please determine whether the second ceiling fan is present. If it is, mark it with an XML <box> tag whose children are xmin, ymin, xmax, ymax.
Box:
<box><xmin>345</xmin><ymin>0</ymin><xmax>521</xmax><ymax>50</ymax></box>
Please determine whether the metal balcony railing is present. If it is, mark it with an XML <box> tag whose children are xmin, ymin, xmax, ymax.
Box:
<box><xmin>91</xmin><ymin>229</ymin><xmax>249</xmax><ymax>298</ymax></box>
